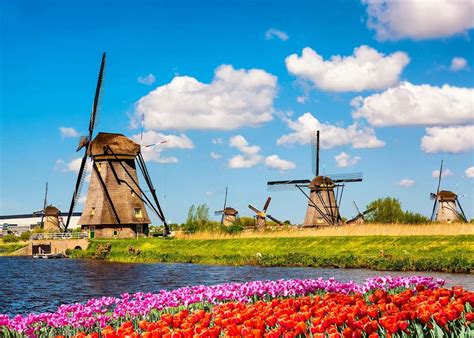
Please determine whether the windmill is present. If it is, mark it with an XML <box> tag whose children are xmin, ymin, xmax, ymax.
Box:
<box><xmin>430</xmin><ymin>160</ymin><xmax>467</xmax><ymax>223</ymax></box>
<box><xmin>267</xmin><ymin>130</ymin><xmax>362</xmax><ymax>227</ymax></box>
<box><xmin>248</xmin><ymin>197</ymin><xmax>282</xmax><ymax>229</ymax></box>
<box><xmin>65</xmin><ymin>53</ymin><xmax>169</xmax><ymax>238</ymax></box>
<box><xmin>346</xmin><ymin>201</ymin><xmax>375</xmax><ymax>224</ymax></box>
<box><xmin>33</xmin><ymin>182</ymin><xmax>62</xmax><ymax>231</ymax></box>
<box><xmin>214</xmin><ymin>187</ymin><xmax>239</xmax><ymax>226</ymax></box>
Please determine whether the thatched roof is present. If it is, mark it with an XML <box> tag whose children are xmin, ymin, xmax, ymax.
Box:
<box><xmin>89</xmin><ymin>132</ymin><xmax>140</xmax><ymax>157</ymax></box>
<box><xmin>44</xmin><ymin>205</ymin><xmax>60</xmax><ymax>216</ymax></box>
<box><xmin>309</xmin><ymin>176</ymin><xmax>334</xmax><ymax>189</ymax></box>
<box><xmin>224</xmin><ymin>207</ymin><xmax>238</xmax><ymax>215</ymax></box>
<box><xmin>437</xmin><ymin>190</ymin><xmax>457</xmax><ymax>201</ymax></box>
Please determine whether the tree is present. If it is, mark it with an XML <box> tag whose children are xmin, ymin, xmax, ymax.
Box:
<box><xmin>365</xmin><ymin>197</ymin><xmax>404</xmax><ymax>223</ymax></box>
<box><xmin>183</xmin><ymin>204</ymin><xmax>211</xmax><ymax>234</ymax></box>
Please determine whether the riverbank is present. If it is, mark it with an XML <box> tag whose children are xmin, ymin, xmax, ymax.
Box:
<box><xmin>71</xmin><ymin>235</ymin><xmax>473</xmax><ymax>273</ymax></box>
<box><xmin>0</xmin><ymin>241</ymin><xmax>28</xmax><ymax>255</ymax></box>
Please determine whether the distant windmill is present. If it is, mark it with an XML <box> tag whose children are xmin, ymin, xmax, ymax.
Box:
<box><xmin>33</xmin><ymin>182</ymin><xmax>62</xmax><ymax>231</ymax></box>
<box><xmin>65</xmin><ymin>53</ymin><xmax>169</xmax><ymax>238</ymax></box>
<box><xmin>430</xmin><ymin>160</ymin><xmax>467</xmax><ymax>223</ymax></box>
<box><xmin>214</xmin><ymin>187</ymin><xmax>239</xmax><ymax>226</ymax></box>
<box><xmin>248</xmin><ymin>197</ymin><xmax>282</xmax><ymax>229</ymax></box>
<box><xmin>268</xmin><ymin>130</ymin><xmax>362</xmax><ymax>227</ymax></box>
<box><xmin>346</xmin><ymin>201</ymin><xmax>375</xmax><ymax>224</ymax></box>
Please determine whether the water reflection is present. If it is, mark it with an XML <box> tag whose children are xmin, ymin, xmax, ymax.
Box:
<box><xmin>0</xmin><ymin>256</ymin><xmax>472</xmax><ymax>316</ymax></box>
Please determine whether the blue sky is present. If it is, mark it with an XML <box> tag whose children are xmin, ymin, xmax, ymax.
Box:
<box><xmin>1</xmin><ymin>0</ymin><xmax>473</xmax><ymax>224</ymax></box>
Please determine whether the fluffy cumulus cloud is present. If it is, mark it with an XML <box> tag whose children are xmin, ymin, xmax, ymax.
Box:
<box><xmin>264</xmin><ymin>155</ymin><xmax>296</xmax><ymax>171</ymax></box>
<box><xmin>132</xmin><ymin>130</ymin><xmax>194</xmax><ymax>163</ymax></box>
<box><xmin>335</xmin><ymin>152</ymin><xmax>361</xmax><ymax>168</ymax></box>
<box><xmin>55</xmin><ymin>158</ymin><xmax>93</xmax><ymax>182</ymax></box>
<box><xmin>285</xmin><ymin>45</ymin><xmax>409</xmax><ymax>92</ymax></box>
<box><xmin>352</xmin><ymin>82</ymin><xmax>474</xmax><ymax>127</ymax></box>
<box><xmin>399</xmin><ymin>179</ymin><xmax>415</xmax><ymax>188</ymax></box>
<box><xmin>450</xmin><ymin>57</ymin><xmax>468</xmax><ymax>71</ymax></box>
<box><xmin>229</xmin><ymin>135</ymin><xmax>261</xmax><ymax>155</ymax></box>
<box><xmin>277</xmin><ymin>113</ymin><xmax>385</xmax><ymax>149</ymax></box>
<box><xmin>134</xmin><ymin>65</ymin><xmax>277</xmax><ymax>131</ymax></box>
<box><xmin>265</xmin><ymin>28</ymin><xmax>289</xmax><ymax>41</ymax></box>
<box><xmin>432</xmin><ymin>168</ymin><xmax>453</xmax><ymax>178</ymax></box>
<box><xmin>363</xmin><ymin>0</ymin><xmax>474</xmax><ymax>40</ymax></box>
<box><xmin>465</xmin><ymin>166</ymin><xmax>474</xmax><ymax>178</ymax></box>
<box><xmin>137</xmin><ymin>74</ymin><xmax>156</xmax><ymax>85</ymax></box>
<box><xmin>212</xmin><ymin>138</ymin><xmax>224</xmax><ymax>145</ymax></box>
<box><xmin>421</xmin><ymin>126</ymin><xmax>474</xmax><ymax>154</ymax></box>
<box><xmin>59</xmin><ymin>127</ymin><xmax>80</xmax><ymax>138</ymax></box>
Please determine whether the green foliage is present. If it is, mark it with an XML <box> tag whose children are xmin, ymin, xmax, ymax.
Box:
<box><xmin>220</xmin><ymin>223</ymin><xmax>244</xmax><ymax>234</ymax></box>
<box><xmin>20</xmin><ymin>231</ymin><xmax>31</xmax><ymax>241</ymax></box>
<box><xmin>283</xmin><ymin>220</ymin><xmax>291</xmax><ymax>225</ymax></box>
<box><xmin>365</xmin><ymin>197</ymin><xmax>429</xmax><ymax>224</ymax></box>
<box><xmin>183</xmin><ymin>204</ymin><xmax>214</xmax><ymax>234</ymax></box>
<box><xmin>1</xmin><ymin>234</ymin><xmax>19</xmax><ymax>243</ymax></box>
<box><xmin>239</xmin><ymin>217</ymin><xmax>255</xmax><ymax>228</ymax></box>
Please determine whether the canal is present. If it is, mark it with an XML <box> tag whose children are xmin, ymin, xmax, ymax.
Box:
<box><xmin>1</xmin><ymin>256</ymin><xmax>472</xmax><ymax>316</ymax></box>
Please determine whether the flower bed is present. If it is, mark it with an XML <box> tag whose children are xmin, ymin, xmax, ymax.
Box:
<box><xmin>1</xmin><ymin>276</ymin><xmax>473</xmax><ymax>337</ymax></box>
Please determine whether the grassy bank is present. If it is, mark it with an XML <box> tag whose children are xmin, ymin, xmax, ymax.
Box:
<box><xmin>72</xmin><ymin>235</ymin><xmax>474</xmax><ymax>273</ymax></box>
<box><xmin>0</xmin><ymin>241</ymin><xmax>28</xmax><ymax>255</ymax></box>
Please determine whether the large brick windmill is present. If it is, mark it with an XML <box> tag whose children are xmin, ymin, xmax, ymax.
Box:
<box><xmin>65</xmin><ymin>53</ymin><xmax>169</xmax><ymax>238</ymax></box>
<box><xmin>430</xmin><ymin>160</ymin><xmax>467</xmax><ymax>223</ymax></box>
<box><xmin>267</xmin><ymin>131</ymin><xmax>363</xmax><ymax>227</ymax></box>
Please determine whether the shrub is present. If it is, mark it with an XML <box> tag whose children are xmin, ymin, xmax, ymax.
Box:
<box><xmin>2</xmin><ymin>234</ymin><xmax>19</xmax><ymax>243</ymax></box>
<box><xmin>20</xmin><ymin>231</ymin><xmax>31</xmax><ymax>241</ymax></box>
<box><xmin>221</xmin><ymin>223</ymin><xmax>244</xmax><ymax>235</ymax></box>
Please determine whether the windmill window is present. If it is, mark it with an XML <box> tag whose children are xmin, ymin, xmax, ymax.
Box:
<box><xmin>134</xmin><ymin>208</ymin><xmax>143</xmax><ymax>218</ymax></box>
<box><xmin>90</xmin><ymin>208</ymin><xmax>95</xmax><ymax>216</ymax></box>
<box><xmin>98</xmin><ymin>163</ymin><xmax>101</xmax><ymax>171</ymax></box>
<box><xmin>131</xmin><ymin>190</ymin><xmax>135</xmax><ymax>197</ymax></box>
<box><xmin>113</xmin><ymin>230</ymin><xmax>118</xmax><ymax>236</ymax></box>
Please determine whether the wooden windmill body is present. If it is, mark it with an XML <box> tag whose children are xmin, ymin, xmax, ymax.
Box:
<box><xmin>33</xmin><ymin>182</ymin><xmax>63</xmax><ymax>232</ymax></box>
<box><xmin>267</xmin><ymin>131</ymin><xmax>362</xmax><ymax>227</ymax></box>
<box><xmin>215</xmin><ymin>188</ymin><xmax>239</xmax><ymax>226</ymax></box>
<box><xmin>248</xmin><ymin>197</ymin><xmax>282</xmax><ymax>230</ymax></box>
<box><xmin>65</xmin><ymin>54</ymin><xmax>169</xmax><ymax>238</ymax></box>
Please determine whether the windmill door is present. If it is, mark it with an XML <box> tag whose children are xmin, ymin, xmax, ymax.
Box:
<box><xmin>89</xmin><ymin>226</ymin><xmax>95</xmax><ymax>239</ymax></box>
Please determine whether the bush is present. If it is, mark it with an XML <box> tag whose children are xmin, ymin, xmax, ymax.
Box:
<box><xmin>2</xmin><ymin>234</ymin><xmax>20</xmax><ymax>243</ymax></box>
<box><xmin>20</xmin><ymin>231</ymin><xmax>31</xmax><ymax>241</ymax></box>
<box><xmin>365</xmin><ymin>197</ymin><xmax>430</xmax><ymax>223</ymax></box>
<box><xmin>402</xmin><ymin>211</ymin><xmax>430</xmax><ymax>224</ymax></box>
<box><xmin>221</xmin><ymin>223</ymin><xmax>244</xmax><ymax>235</ymax></box>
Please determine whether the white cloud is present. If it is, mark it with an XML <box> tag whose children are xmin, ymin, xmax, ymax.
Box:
<box><xmin>134</xmin><ymin>65</ymin><xmax>277</xmax><ymax>131</ymax></box>
<box><xmin>363</xmin><ymin>0</ymin><xmax>474</xmax><ymax>40</ymax></box>
<box><xmin>228</xmin><ymin>154</ymin><xmax>262</xmax><ymax>168</ymax></box>
<box><xmin>132</xmin><ymin>130</ymin><xmax>194</xmax><ymax>163</ymax></box>
<box><xmin>432</xmin><ymin>168</ymin><xmax>453</xmax><ymax>178</ymax></box>
<box><xmin>265</xmin><ymin>155</ymin><xmax>296</xmax><ymax>171</ymax></box>
<box><xmin>296</xmin><ymin>96</ymin><xmax>308</xmax><ymax>104</ymax></box>
<box><xmin>465</xmin><ymin>166</ymin><xmax>474</xmax><ymax>178</ymax></box>
<box><xmin>335</xmin><ymin>152</ymin><xmax>361</xmax><ymax>168</ymax></box>
<box><xmin>352</xmin><ymin>82</ymin><xmax>474</xmax><ymax>127</ymax></box>
<box><xmin>229</xmin><ymin>135</ymin><xmax>261</xmax><ymax>155</ymax></box>
<box><xmin>210</xmin><ymin>152</ymin><xmax>222</xmax><ymax>160</ymax></box>
<box><xmin>421</xmin><ymin>126</ymin><xmax>474</xmax><ymax>154</ymax></box>
<box><xmin>212</xmin><ymin>138</ymin><xmax>224</xmax><ymax>144</ymax></box>
<box><xmin>277</xmin><ymin>113</ymin><xmax>385</xmax><ymax>149</ymax></box>
<box><xmin>450</xmin><ymin>57</ymin><xmax>468</xmax><ymax>71</ymax></box>
<box><xmin>137</xmin><ymin>74</ymin><xmax>156</xmax><ymax>86</ymax></box>
<box><xmin>59</xmin><ymin>127</ymin><xmax>80</xmax><ymax>138</ymax></box>
<box><xmin>285</xmin><ymin>45</ymin><xmax>409</xmax><ymax>92</ymax></box>
<box><xmin>264</xmin><ymin>28</ymin><xmax>289</xmax><ymax>41</ymax></box>
<box><xmin>399</xmin><ymin>179</ymin><xmax>415</xmax><ymax>188</ymax></box>
<box><xmin>56</xmin><ymin>157</ymin><xmax>92</xmax><ymax>182</ymax></box>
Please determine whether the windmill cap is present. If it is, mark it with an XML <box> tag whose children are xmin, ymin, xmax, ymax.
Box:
<box><xmin>437</xmin><ymin>190</ymin><xmax>457</xmax><ymax>200</ymax></box>
<box><xmin>224</xmin><ymin>207</ymin><xmax>238</xmax><ymax>215</ymax></box>
<box><xmin>89</xmin><ymin>132</ymin><xmax>140</xmax><ymax>158</ymax></box>
<box><xmin>44</xmin><ymin>205</ymin><xmax>60</xmax><ymax>216</ymax></box>
<box><xmin>309</xmin><ymin>176</ymin><xmax>334</xmax><ymax>188</ymax></box>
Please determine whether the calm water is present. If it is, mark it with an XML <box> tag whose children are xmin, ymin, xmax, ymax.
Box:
<box><xmin>0</xmin><ymin>256</ymin><xmax>473</xmax><ymax>316</ymax></box>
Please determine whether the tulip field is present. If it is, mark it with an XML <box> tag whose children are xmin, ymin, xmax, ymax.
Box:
<box><xmin>1</xmin><ymin>276</ymin><xmax>473</xmax><ymax>337</ymax></box>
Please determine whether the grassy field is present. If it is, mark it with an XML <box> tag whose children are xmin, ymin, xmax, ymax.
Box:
<box><xmin>0</xmin><ymin>241</ymin><xmax>28</xmax><ymax>255</ymax></box>
<box><xmin>72</xmin><ymin>234</ymin><xmax>474</xmax><ymax>273</ymax></box>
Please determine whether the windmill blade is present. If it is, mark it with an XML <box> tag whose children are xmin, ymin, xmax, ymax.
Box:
<box><xmin>214</xmin><ymin>210</ymin><xmax>224</xmax><ymax>216</ymax></box>
<box><xmin>266</xmin><ymin>214</ymin><xmax>282</xmax><ymax>225</ymax></box>
<box><xmin>65</xmin><ymin>153</ymin><xmax>89</xmax><ymax>231</ymax></box>
<box><xmin>267</xmin><ymin>179</ymin><xmax>310</xmax><ymax>191</ymax></box>
<box><xmin>248</xmin><ymin>204</ymin><xmax>261</xmax><ymax>214</ymax></box>
<box><xmin>40</xmin><ymin>214</ymin><xmax>45</xmax><ymax>228</ymax></box>
<box><xmin>430</xmin><ymin>199</ymin><xmax>438</xmax><ymax>222</ymax></box>
<box><xmin>455</xmin><ymin>197</ymin><xmax>468</xmax><ymax>222</ymax></box>
<box><xmin>326</xmin><ymin>172</ymin><xmax>363</xmax><ymax>183</ymax></box>
<box><xmin>345</xmin><ymin>215</ymin><xmax>360</xmax><ymax>224</ymax></box>
<box><xmin>43</xmin><ymin>182</ymin><xmax>48</xmax><ymax>209</ymax></box>
<box><xmin>262</xmin><ymin>197</ymin><xmax>271</xmax><ymax>212</ymax></box>
<box><xmin>430</xmin><ymin>192</ymin><xmax>437</xmax><ymax>200</ymax></box>
<box><xmin>361</xmin><ymin>207</ymin><xmax>375</xmax><ymax>216</ymax></box>
<box><xmin>353</xmin><ymin>201</ymin><xmax>361</xmax><ymax>215</ymax></box>
<box><xmin>436</xmin><ymin>160</ymin><xmax>443</xmax><ymax>194</ymax></box>
<box><xmin>221</xmin><ymin>187</ymin><xmax>228</xmax><ymax>224</ymax></box>
<box><xmin>89</xmin><ymin>52</ymin><xmax>106</xmax><ymax>139</ymax></box>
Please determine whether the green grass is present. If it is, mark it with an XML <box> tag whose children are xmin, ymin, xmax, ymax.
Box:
<box><xmin>0</xmin><ymin>241</ymin><xmax>28</xmax><ymax>255</ymax></box>
<box><xmin>71</xmin><ymin>235</ymin><xmax>474</xmax><ymax>273</ymax></box>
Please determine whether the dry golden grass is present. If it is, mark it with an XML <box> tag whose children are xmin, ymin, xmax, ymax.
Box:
<box><xmin>175</xmin><ymin>223</ymin><xmax>474</xmax><ymax>240</ymax></box>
